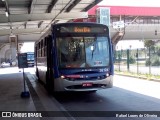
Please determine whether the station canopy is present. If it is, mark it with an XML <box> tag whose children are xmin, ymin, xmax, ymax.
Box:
<box><xmin>0</xmin><ymin>0</ymin><xmax>102</xmax><ymax>45</ymax></box>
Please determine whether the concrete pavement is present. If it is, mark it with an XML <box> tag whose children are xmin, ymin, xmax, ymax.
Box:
<box><xmin>0</xmin><ymin>67</ymin><xmax>72</xmax><ymax>120</ymax></box>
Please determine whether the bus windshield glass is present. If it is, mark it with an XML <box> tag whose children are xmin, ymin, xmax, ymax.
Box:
<box><xmin>27</xmin><ymin>54</ymin><xmax>34</xmax><ymax>60</ymax></box>
<box><xmin>57</xmin><ymin>36</ymin><xmax>110</xmax><ymax>68</ymax></box>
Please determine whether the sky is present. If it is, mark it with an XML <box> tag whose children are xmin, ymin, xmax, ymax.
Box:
<box><xmin>99</xmin><ymin>0</ymin><xmax>160</xmax><ymax>7</ymax></box>
<box><xmin>116</xmin><ymin>40</ymin><xmax>144</xmax><ymax>50</ymax></box>
<box><xmin>20</xmin><ymin>42</ymin><xmax>34</xmax><ymax>53</ymax></box>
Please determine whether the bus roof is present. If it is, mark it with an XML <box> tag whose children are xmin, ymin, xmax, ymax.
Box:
<box><xmin>52</xmin><ymin>22</ymin><xmax>108</xmax><ymax>28</ymax></box>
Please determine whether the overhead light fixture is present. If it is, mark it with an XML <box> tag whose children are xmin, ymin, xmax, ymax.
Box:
<box><xmin>2</xmin><ymin>0</ymin><xmax>5</xmax><ymax>1</ymax></box>
<box><xmin>5</xmin><ymin>11</ymin><xmax>8</xmax><ymax>17</ymax></box>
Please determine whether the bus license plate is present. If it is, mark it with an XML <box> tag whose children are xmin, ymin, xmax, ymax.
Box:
<box><xmin>82</xmin><ymin>83</ymin><xmax>93</xmax><ymax>87</ymax></box>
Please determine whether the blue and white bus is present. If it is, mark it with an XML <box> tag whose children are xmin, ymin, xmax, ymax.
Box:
<box><xmin>27</xmin><ymin>52</ymin><xmax>34</xmax><ymax>67</ymax></box>
<box><xmin>35</xmin><ymin>22</ymin><xmax>113</xmax><ymax>92</ymax></box>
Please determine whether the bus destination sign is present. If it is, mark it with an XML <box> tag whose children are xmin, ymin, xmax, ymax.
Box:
<box><xmin>74</xmin><ymin>27</ymin><xmax>90</xmax><ymax>33</ymax></box>
<box><xmin>60</xmin><ymin>26</ymin><xmax>107</xmax><ymax>33</ymax></box>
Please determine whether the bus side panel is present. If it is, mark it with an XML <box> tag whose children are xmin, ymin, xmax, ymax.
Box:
<box><xmin>52</xmin><ymin>30</ymin><xmax>65</xmax><ymax>92</ymax></box>
<box><xmin>46</xmin><ymin>35</ymin><xmax>55</xmax><ymax>92</ymax></box>
<box><xmin>52</xmin><ymin>28</ymin><xmax>59</xmax><ymax>79</ymax></box>
<box><xmin>35</xmin><ymin>46</ymin><xmax>38</xmax><ymax>76</ymax></box>
<box><xmin>39</xmin><ymin>57</ymin><xmax>47</xmax><ymax>83</ymax></box>
<box><xmin>109</xmin><ymin>38</ymin><xmax>114</xmax><ymax>76</ymax></box>
<box><xmin>35</xmin><ymin>44</ymin><xmax>43</xmax><ymax>82</ymax></box>
<box><xmin>35</xmin><ymin>39</ymin><xmax>48</xmax><ymax>84</ymax></box>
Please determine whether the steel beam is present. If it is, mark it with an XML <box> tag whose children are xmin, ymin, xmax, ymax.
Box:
<box><xmin>65</xmin><ymin>0</ymin><xmax>81</xmax><ymax>12</ymax></box>
<box><xmin>18</xmin><ymin>40</ymin><xmax>37</xmax><ymax>42</ymax></box>
<box><xmin>0</xmin><ymin>12</ymin><xmax>88</xmax><ymax>23</ymax></box>
<box><xmin>82</xmin><ymin>0</ymin><xmax>103</xmax><ymax>12</ymax></box>
<box><xmin>46</xmin><ymin>0</ymin><xmax>58</xmax><ymax>13</ymax></box>
<box><xmin>28</xmin><ymin>0</ymin><xmax>37</xmax><ymax>14</ymax></box>
<box><xmin>0</xmin><ymin>28</ymin><xmax>42</xmax><ymax>36</ymax></box>
<box><xmin>24</xmin><ymin>22</ymin><xmax>27</xmax><ymax>29</ymax></box>
<box><xmin>38</xmin><ymin>21</ymin><xmax>43</xmax><ymax>28</ymax></box>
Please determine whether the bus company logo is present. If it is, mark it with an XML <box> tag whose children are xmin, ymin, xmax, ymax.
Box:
<box><xmin>2</xmin><ymin>112</ymin><xmax>11</xmax><ymax>117</ymax></box>
<box><xmin>74</xmin><ymin>27</ymin><xmax>90</xmax><ymax>33</ymax></box>
<box><xmin>1</xmin><ymin>112</ymin><xmax>42</xmax><ymax>118</ymax></box>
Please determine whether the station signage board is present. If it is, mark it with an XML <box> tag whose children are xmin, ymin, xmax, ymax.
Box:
<box><xmin>18</xmin><ymin>53</ymin><xmax>28</xmax><ymax>68</ymax></box>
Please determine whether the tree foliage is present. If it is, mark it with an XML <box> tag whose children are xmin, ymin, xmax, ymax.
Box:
<box><xmin>129</xmin><ymin>56</ymin><xmax>136</xmax><ymax>64</ymax></box>
<box><xmin>144</xmin><ymin>40</ymin><xmax>155</xmax><ymax>48</ymax></box>
<box><xmin>155</xmin><ymin>45</ymin><xmax>160</xmax><ymax>56</ymax></box>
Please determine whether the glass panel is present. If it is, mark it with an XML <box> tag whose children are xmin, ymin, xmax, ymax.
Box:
<box><xmin>85</xmin><ymin>37</ymin><xmax>109</xmax><ymax>67</ymax></box>
<box><xmin>57</xmin><ymin>37</ymin><xmax>85</xmax><ymax>68</ymax></box>
<box><xmin>57</xmin><ymin>36</ymin><xmax>110</xmax><ymax>68</ymax></box>
<box><xmin>27</xmin><ymin>54</ymin><xmax>34</xmax><ymax>60</ymax></box>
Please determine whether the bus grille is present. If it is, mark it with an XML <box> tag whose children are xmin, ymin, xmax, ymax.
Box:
<box><xmin>65</xmin><ymin>75</ymin><xmax>107</xmax><ymax>81</ymax></box>
<box><xmin>66</xmin><ymin>84</ymin><xmax>107</xmax><ymax>89</ymax></box>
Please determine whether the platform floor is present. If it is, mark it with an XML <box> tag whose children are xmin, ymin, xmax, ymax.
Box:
<box><xmin>0</xmin><ymin>67</ymin><xmax>70</xmax><ymax>120</ymax></box>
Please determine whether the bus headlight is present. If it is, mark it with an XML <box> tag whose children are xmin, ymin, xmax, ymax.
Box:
<box><xmin>61</xmin><ymin>75</ymin><xmax>65</xmax><ymax>79</ymax></box>
<box><xmin>106</xmin><ymin>73</ymin><xmax>109</xmax><ymax>77</ymax></box>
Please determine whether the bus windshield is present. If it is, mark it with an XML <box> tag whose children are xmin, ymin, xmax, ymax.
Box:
<box><xmin>27</xmin><ymin>54</ymin><xmax>34</xmax><ymax>60</ymax></box>
<box><xmin>57</xmin><ymin>36</ymin><xmax>110</xmax><ymax>68</ymax></box>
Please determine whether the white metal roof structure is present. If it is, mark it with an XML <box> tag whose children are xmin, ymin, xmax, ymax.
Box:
<box><xmin>0</xmin><ymin>0</ymin><xmax>102</xmax><ymax>47</ymax></box>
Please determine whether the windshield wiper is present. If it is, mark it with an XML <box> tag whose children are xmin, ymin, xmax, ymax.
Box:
<box><xmin>91</xmin><ymin>37</ymin><xmax>97</xmax><ymax>59</ymax></box>
<box><xmin>91</xmin><ymin>45</ymin><xmax>95</xmax><ymax>59</ymax></box>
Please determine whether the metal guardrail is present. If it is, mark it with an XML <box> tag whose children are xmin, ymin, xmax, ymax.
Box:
<box><xmin>114</xmin><ymin>47</ymin><xmax>160</xmax><ymax>75</ymax></box>
<box><xmin>111</xmin><ymin>16</ymin><xmax>160</xmax><ymax>25</ymax></box>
